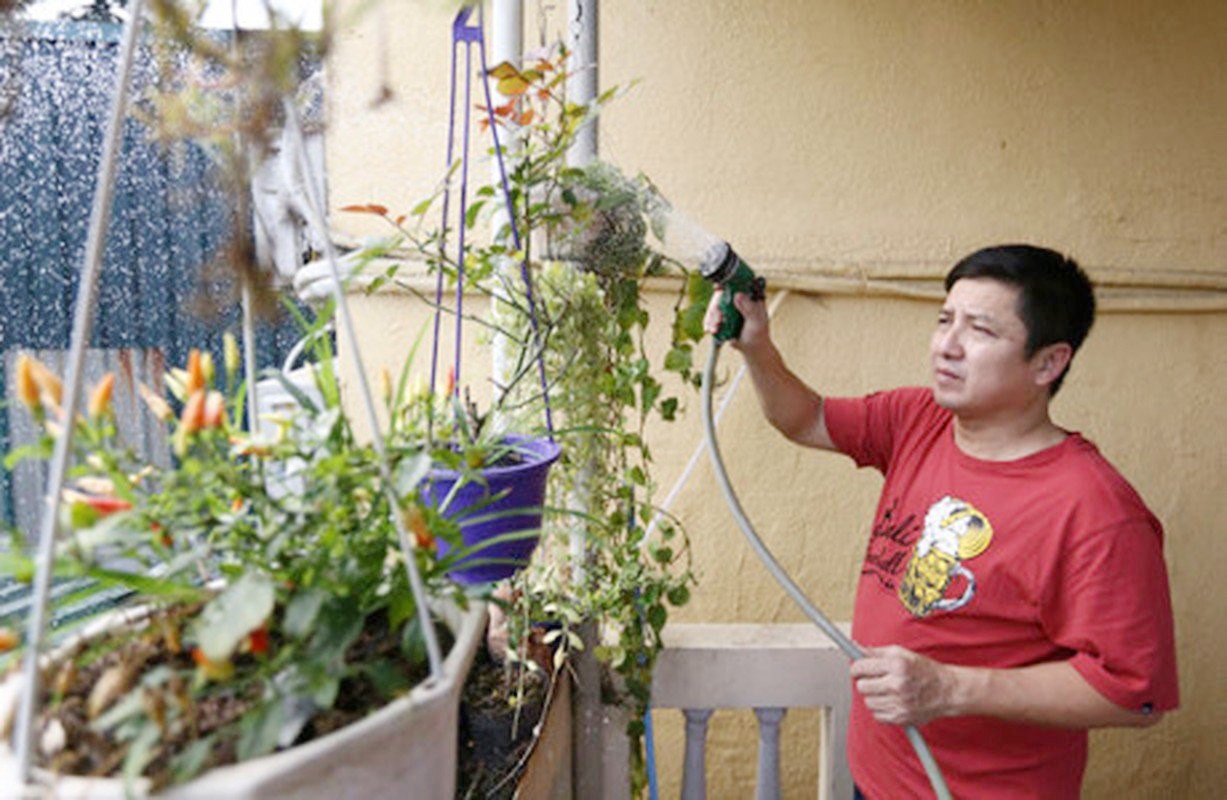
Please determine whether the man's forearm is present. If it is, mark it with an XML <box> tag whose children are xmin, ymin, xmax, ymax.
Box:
<box><xmin>944</xmin><ymin>660</ymin><xmax>1160</xmax><ymax>729</ymax></box>
<box><xmin>853</xmin><ymin>646</ymin><xmax>1161</xmax><ymax>729</ymax></box>
<box><xmin>740</xmin><ymin>340</ymin><xmax>830</xmax><ymax>450</ymax></box>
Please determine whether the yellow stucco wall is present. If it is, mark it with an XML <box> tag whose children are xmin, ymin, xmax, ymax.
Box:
<box><xmin>326</xmin><ymin>1</ymin><xmax>1225</xmax><ymax>797</ymax></box>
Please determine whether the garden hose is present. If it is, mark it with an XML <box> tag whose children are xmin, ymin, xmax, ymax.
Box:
<box><xmin>701</xmin><ymin>337</ymin><xmax>952</xmax><ymax>800</ymax></box>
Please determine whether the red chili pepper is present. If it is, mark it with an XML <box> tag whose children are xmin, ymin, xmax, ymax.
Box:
<box><xmin>246</xmin><ymin>626</ymin><xmax>269</xmax><ymax>655</ymax></box>
<box><xmin>83</xmin><ymin>495</ymin><xmax>132</xmax><ymax>515</ymax></box>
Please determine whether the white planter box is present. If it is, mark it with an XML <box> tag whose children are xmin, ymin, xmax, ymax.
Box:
<box><xmin>0</xmin><ymin>599</ymin><xmax>487</xmax><ymax>800</ymax></box>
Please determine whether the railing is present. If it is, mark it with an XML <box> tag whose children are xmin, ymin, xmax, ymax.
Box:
<box><xmin>649</xmin><ymin>623</ymin><xmax>855</xmax><ymax>800</ymax></box>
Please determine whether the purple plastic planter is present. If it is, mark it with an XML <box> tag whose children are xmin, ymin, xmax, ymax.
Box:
<box><xmin>426</xmin><ymin>435</ymin><xmax>562</xmax><ymax>585</ymax></box>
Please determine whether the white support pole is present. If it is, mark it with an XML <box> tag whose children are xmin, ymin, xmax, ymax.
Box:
<box><xmin>566</xmin><ymin>0</ymin><xmax>598</xmax><ymax>166</ymax></box>
<box><xmin>564</xmin><ymin>0</ymin><xmax>597</xmax><ymax>586</ymax></box>
<box><xmin>489</xmin><ymin>0</ymin><xmax>523</xmax><ymax>419</ymax></box>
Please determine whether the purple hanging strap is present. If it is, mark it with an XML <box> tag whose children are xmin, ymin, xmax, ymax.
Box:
<box><xmin>431</xmin><ymin>6</ymin><xmax>556</xmax><ymax>439</ymax></box>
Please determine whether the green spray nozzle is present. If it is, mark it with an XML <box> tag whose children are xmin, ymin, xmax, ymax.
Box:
<box><xmin>701</xmin><ymin>243</ymin><xmax>766</xmax><ymax>343</ymax></box>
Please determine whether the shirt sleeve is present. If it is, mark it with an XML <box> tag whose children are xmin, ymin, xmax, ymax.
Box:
<box><xmin>1041</xmin><ymin>516</ymin><xmax>1180</xmax><ymax>714</ymax></box>
<box><xmin>823</xmin><ymin>387</ymin><xmax>930</xmax><ymax>473</ymax></box>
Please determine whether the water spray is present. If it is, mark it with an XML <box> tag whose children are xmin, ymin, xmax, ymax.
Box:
<box><xmin>650</xmin><ymin>198</ymin><xmax>952</xmax><ymax>799</ymax></box>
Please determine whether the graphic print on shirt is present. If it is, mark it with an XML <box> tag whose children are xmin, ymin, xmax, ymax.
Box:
<box><xmin>897</xmin><ymin>495</ymin><xmax>994</xmax><ymax>617</ymax></box>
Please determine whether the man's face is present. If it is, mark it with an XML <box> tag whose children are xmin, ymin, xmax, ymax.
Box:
<box><xmin>929</xmin><ymin>277</ymin><xmax>1043</xmax><ymax>418</ymax></box>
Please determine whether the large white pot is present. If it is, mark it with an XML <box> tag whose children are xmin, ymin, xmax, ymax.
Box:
<box><xmin>0</xmin><ymin>599</ymin><xmax>487</xmax><ymax>800</ymax></box>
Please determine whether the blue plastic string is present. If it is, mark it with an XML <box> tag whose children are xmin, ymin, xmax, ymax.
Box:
<box><xmin>430</xmin><ymin>6</ymin><xmax>555</xmax><ymax>440</ymax></box>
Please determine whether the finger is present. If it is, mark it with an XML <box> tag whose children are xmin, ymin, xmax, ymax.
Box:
<box><xmin>853</xmin><ymin>674</ymin><xmax>899</xmax><ymax>698</ymax></box>
<box><xmin>849</xmin><ymin>654</ymin><xmax>888</xmax><ymax>679</ymax></box>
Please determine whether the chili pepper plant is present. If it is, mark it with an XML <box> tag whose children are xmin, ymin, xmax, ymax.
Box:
<box><xmin>0</xmin><ymin>316</ymin><xmax>470</xmax><ymax>790</ymax></box>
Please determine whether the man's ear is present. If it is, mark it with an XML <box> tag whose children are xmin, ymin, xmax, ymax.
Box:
<box><xmin>1032</xmin><ymin>342</ymin><xmax>1073</xmax><ymax>388</ymax></box>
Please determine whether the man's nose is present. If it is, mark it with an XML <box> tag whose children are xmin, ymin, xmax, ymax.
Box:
<box><xmin>935</xmin><ymin>324</ymin><xmax>963</xmax><ymax>357</ymax></box>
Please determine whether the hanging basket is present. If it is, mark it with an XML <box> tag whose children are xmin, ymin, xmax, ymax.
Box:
<box><xmin>425</xmin><ymin>435</ymin><xmax>562</xmax><ymax>585</ymax></box>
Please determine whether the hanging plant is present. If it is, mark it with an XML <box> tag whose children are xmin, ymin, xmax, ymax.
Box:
<box><xmin>338</xmin><ymin>36</ymin><xmax>708</xmax><ymax>794</ymax></box>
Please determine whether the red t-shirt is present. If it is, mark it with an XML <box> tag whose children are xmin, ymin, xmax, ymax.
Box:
<box><xmin>824</xmin><ymin>387</ymin><xmax>1179</xmax><ymax>799</ymax></box>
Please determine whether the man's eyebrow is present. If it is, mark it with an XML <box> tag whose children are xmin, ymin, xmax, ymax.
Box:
<box><xmin>939</xmin><ymin>308</ymin><xmax>1004</xmax><ymax>328</ymax></box>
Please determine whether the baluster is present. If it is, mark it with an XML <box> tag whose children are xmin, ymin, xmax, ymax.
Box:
<box><xmin>754</xmin><ymin>707</ymin><xmax>786</xmax><ymax>799</ymax></box>
<box><xmin>681</xmin><ymin>707</ymin><xmax>715</xmax><ymax>800</ymax></box>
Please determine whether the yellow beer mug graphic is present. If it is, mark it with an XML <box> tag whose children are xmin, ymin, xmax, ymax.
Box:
<box><xmin>899</xmin><ymin>496</ymin><xmax>993</xmax><ymax>617</ymax></box>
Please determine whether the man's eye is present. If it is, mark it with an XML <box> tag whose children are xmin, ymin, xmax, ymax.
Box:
<box><xmin>973</xmin><ymin>326</ymin><xmax>995</xmax><ymax>336</ymax></box>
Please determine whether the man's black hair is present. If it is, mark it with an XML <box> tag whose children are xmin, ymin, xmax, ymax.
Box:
<box><xmin>945</xmin><ymin>244</ymin><xmax>1095</xmax><ymax>395</ymax></box>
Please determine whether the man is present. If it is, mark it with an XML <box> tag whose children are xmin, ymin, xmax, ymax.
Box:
<box><xmin>706</xmin><ymin>244</ymin><xmax>1178</xmax><ymax>798</ymax></box>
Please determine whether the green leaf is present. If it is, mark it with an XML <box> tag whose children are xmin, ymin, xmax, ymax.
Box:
<box><xmin>90</xmin><ymin>686</ymin><xmax>146</xmax><ymax>733</ymax></box>
<box><xmin>308</xmin><ymin>600</ymin><xmax>364</xmax><ymax>667</ymax></box>
<box><xmin>464</xmin><ymin>200</ymin><xmax>486</xmax><ymax>229</ymax></box>
<box><xmin>667</xmin><ymin>585</ymin><xmax>691</xmax><ymax>607</ymax></box>
<box><xmin>312</xmin><ymin>676</ymin><xmax>341</xmax><ymax>710</ymax></box>
<box><xmin>393</xmin><ymin>451</ymin><xmax>433</xmax><ymax>497</ymax></box>
<box><xmin>364</xmin><ymin>659</ymin><xmax>411</xmax><ymax>698</ymax></box>
<box><xmin>194</xmin><ymin>571</ymin><xmax>276</xmax><ymax>662</ymax></box>
<box><xmin>121</xmin><ymin>721</ymin><xmax>161</xmax><ymax>789</ymax></box>
<box><xmin>663</xmin><ymin>346</ymin><xmax>692</xmax><ymax>373</ymax></box>
<box><xmin>237</xmin><ymin>700</ymin><xmax>285</xmax><ymax>762</ymax></box>
<box><xmin>401</xmin><ymin>615</ymin><xmax>428</xmax><ymax>666</ymax></box>
<box><xmin>647</xmin><ymin>603</ymin><xmax>667</xmax><ymax>635</ymax></box>
<box><xmin>87</xmin><ymin>565</ymin><xmax>206</xmax><ymax>603</ymax></box>
<box><xmin>171</xmin><ymin>736</ymin><xmax>214</xmax><ymax>784</ymax></box>
<box><xmin>628</xmin><ymin>466</ymin><xmax>647</xmax><ymax>486</ymax></box>
<box><xmin>660</xmin><ymin>397</ymin><xmax>679</xmax><ymax>421</ymax></box>
<box><xmin>69</xmin><ymin>501</ymin><xmax>100</xmax><ymax>530</ymax></box>
<box><xmin>4</xmin><ymin>441</ymin><xmax>50</xmax><ymax>470</ymax></box>
<box><xmin>284</xmin><ymin>588</ymin><xmax>327</xmax><ymax>640</ymax></box>
<box><xmin>388</xmin><ymin>579</ymin><xmax>417</xmax><ymax>631</ymax></box>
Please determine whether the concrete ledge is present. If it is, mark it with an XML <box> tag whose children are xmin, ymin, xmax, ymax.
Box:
<box><xmin>652</xmin><ymin>623</ymin><xmax>852</xmax><ymax>710</ymax></box>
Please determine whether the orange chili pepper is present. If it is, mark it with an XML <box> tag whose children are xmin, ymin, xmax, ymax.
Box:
<box><xmin>138</xmin><ymin>382</ymin><xmax>173</xmax><ymax>422</ymax></box>
<box><xmin>26</xmin><ymin>358</ymin><xmax>63</xmax><ymax>414</ymax></box>
<box><xmin>191</xmin><ymin>648</ymin><xmax>234</xmax><ymax>681</ymax></box>
<box><xmin>180</xmin><ymin>390</ymin><xmax>206</xmax><ymax>434</ymax></box>
<box><xmin>186</xmin><ymin>349</ymin><xmax>205</xmax><ymax>393</ymax></box>
<box><xmin>15</xmin><ymin>355</ymin><xmax>40</xmax><ymax>411</ymax></box>
<box><xmin>88</xmin><ymin>373</ymin><xmax>115</xmax><ymax>419</ymax></box>
<box><xmin>444</xmin><ymin>365</ymin><xmax>456</xmax><ymax>398</ymax></box>
<box><xmin>203</xmin><ymin>390</ymin><xmax>225</xmax><ymax>429</ymax></box>
<box><xmin>404</xmin><ymin>504</ymin><xmax>435</xmax><ymax>550</ymax></box>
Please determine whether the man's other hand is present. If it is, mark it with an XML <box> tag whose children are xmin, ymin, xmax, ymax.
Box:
<box><xmin>851</xmin><ymin>645</ymin><xmax>958</xmax><ymax>726</ymax></box>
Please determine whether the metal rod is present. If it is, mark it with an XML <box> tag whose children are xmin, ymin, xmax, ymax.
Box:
<box><xmin>13</xmin><ymin>0</ymin><xmax>149</xmax><ymax>782</ymax></box>
<box><xmin>280</xmin><ymin>99</ymin><xmax>444</xmax><ymax>680</ymax></box>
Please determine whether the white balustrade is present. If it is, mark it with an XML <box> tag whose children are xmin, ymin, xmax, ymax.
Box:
<box><xmin>649</xmin><ymin>623</ymin><xmax>854</xmax><ymax>800</ymax></box>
